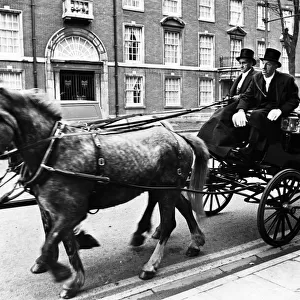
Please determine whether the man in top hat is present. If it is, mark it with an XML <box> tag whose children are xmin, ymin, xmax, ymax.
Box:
<box><xmin>230</xmin><ymin>47</ymin><xmax>300</xmax><ymax>165</ymax></box>
<box><xmin>228</xmin><ymin>48</ymin><xmax>258</xmax><ymax>101</ymax></box>
<box><xmin>198</xmin><ymin>48</ymin><xmax>258</xmax><ymax>159</ymax></box>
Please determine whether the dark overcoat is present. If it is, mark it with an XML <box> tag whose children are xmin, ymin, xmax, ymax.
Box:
<box><xmin>237</xmin><ymin>71</ymin><xmax>300</xmax><ymax>142</ymax></box>
<box><xmin>198</xmin><ymin>68</ymin><xmax>257</xmax><ymax>158</ymax></box>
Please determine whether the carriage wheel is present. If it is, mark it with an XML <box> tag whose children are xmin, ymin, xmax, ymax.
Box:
<box><xmin>257</xmin><ymin>169</ymin><xmax>300</xmax><ymax>247</ymax></box>
<box><xmin>203</xmin><ymin>158</ymin><xmax>233</xmax><ymax>216</ymax></box>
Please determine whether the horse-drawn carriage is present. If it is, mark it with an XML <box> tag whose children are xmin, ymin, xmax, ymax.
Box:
<box><xmin>1</xmin><ymin>87</ymin><xmax>300</xmax><ymax>298</ymax></box>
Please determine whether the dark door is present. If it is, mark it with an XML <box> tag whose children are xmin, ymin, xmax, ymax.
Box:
<box><xmin>60</xmin><ymin>70</ymin><xmax>95</xmax><ymax>100</ymax></box>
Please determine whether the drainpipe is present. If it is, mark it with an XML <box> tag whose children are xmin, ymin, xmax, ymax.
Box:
<box><xmin>31</xmin><ymin>0</ymin><xmax>38</xmax><ymax>88</ymax></box>
<box><xmin>113</xmin><ymin>0</ymin><xmax>119</xmax><ymax>116</ymax></box>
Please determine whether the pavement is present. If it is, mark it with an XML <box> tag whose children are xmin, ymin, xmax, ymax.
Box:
<box><xmin>2</xmin><ymin>161</ymin><xmax>300</xmax><ymax>300</ymax></box>
<box><xmin>72</xmin><ymin>235</ymin><xmax>300</xmax><ymax>300</ymax></box>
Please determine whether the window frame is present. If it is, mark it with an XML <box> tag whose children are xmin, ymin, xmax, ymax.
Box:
<box><xmin>229</xmin><ymin>0</ymin><xmax>244</xmax><ymax>27</ymax></box>
<box><xmin>162</xmin><ymin>0</ymin><xmax>182</xmax><ymax>17</ymax></box>
<box><xmin>230</xmin><ymin>37</ymin><xmax>242</xmax><ymax>67</ymax></box>
<box><xmin>282</xmin><ymin>9</ymin><xmax>293</xmax><ymax>34</ymax></box>
<box><xmin>0</xmin><ymin>69</ymin><xmax>23</xmax><ymax>90</ymax></box>
<box><xmin>163</xmin><ymin>28</ymin><xmax>182</xmax><ymax>66</ymax></box>
<box><xmin>257</xmin><ymin>40</ymin><xmax>266</xmax><ymax>68</ymax></box>
<box><xmin>198</xmin><ymin>0</ymin><xmax>215</xmax><ymax>23</ymax></box>
<box><xmin>164</xmin><ymin>75</ymin><xmax>182</xmax><ymax>108</ymax></box>
<box><xmin>281</xmin><ymin>46</ymin><xmax>289</xmax><ymax>73</ymax></box>
<box><xmin>257</xmin><ymin>3</ymin><xmax>270</xmax><ymax>31</ymax></box>
<box><xmin>198</xmin><ymin>33</ymin><xmax>215</xmax><ymax>69</ymax></box>
<box><xmin>198</xmin><ymin>77</ymin><xmax>214</xmax><ymax>106</ymax></box>
<box><xmin>0</xmin><ymin>8</ymin><xmax>23</xmax><ymax>58</ymax></box>
<box><xmin>123</xmin><ymin>23</ymin><xmax>145</xmax><ymax>64</ymax></box>
<box><xmin>122</xmin><ymin>0</ymin><xmax>144</xmax><ymax>12</ymax></box>
<box><xmin>124</xmin><ymin>73</ymin><xmax>145</xmax><ymax>108</ymax></box>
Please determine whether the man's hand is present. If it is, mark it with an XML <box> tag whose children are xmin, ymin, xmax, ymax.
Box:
<box><xmin>232</xmin><ymin>109</ymin><xmax>247</xmax><ymax>127</ymax></box>
<box><xmin>267</xmin><ymin>109</ymin><xmax>282</xmax><ymax>121</ymax></box>
<box><xmin>231</xmin><ymin>95</ymin><xmax>240</xmax><ymax>101</ymax></box>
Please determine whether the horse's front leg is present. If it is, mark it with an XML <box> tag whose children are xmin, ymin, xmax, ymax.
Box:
<box><xmin>60</xmin><ymin>231</ymin><xmax>85</xmax><ymax>299</ymax></box>
<box><xmin>31</xmin><ymin>207</ymin><xmax>58</xmax><ymax>274</ymax></box>
<box><xmin>139</xmin><ymin>192</ymin><xmax>176</xmax><ymax>279</ymax></box>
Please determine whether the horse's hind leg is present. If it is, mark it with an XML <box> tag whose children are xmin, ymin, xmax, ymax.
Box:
<box><xmin>140</xmin><ymin>191</ymin><xmax>177</xmax><ymax>280</ymax></box>
<box><xmin>59</xmin><ymin>231</ymin><xmax>85</xmax><ymax>299</ymax></box>
<box><xmin>130</xmin><ymin>194</ymin><xmax>157</xmax><ymax>246</ymax></box>
<box><xmin>176</xmin><ymin>194</ymin><xmax>205</xmax><ymax>257</ymax></box>
<box><xmin>31</xmin><ymin>207</ymin><xmax>58</xmax><ymax>274</ymax></box>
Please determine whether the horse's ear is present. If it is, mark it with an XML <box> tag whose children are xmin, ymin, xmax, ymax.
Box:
<box><xmin>0</xmin><ymin>87</ymin><xmax>9</xmax><ymax>97</ymax></box>
<box><xmin>0</xmin><ymin>87</ymin><xmax>16</xmax><ymax>101</ymax></box>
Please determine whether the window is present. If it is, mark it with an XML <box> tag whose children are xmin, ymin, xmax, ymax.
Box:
<box><xmin>125</xmin><ymin>75</ymin><xmax>144</xmax><ymax>107</ymax></box>
<box><xmin>257</xmin><ymin>4</ymin><xmax>269</xmax><ymax>30</ymax></box>
<box><xmin>53</xmin><ymin>36</ymin><xmax>99</xmax><ymax>61</ymax></box>
<box><xmin>281</xmin><ymin>47</ymin><xmax>289</xmax><ymax>73</ymax></box>
<box><xmin>0</xmin><ymin>10</ymin><xmax>22</xmax><ymax>57</ymax></box>
<box><xmin>199</xmin><ymin>0</ymin><xmax>215</xmax><ymax>22</ymax></box>
<box><xmin>257</xmin><ymin>40</ymin><xmax>265</xmax><ymax>68</ymax></box>
<box><xmin>122</xmin><ymin>0</ymin><xmax>144</xmax><ymax>12</ymax></box>
<box><xmin>162</xmin><ymin>0</ymin><xmax>181</xmax><ymax>17</ymax></box>
<box><xmin>230</xmin><ymin>38</ymin><xmax>242</xmax><ymax>67</ymax></box>
<box><xmin>60</xmin><ymin>71</ymin><xmax>95</xmax><ymax>101</ymax></box>
<box><xmin>229</xmin><ymin>0</ymin><xmax>243</xmax><ymax>26</ymax></box>
<box><xmin>0</xmin><ymin>71</ymin><xmax>22</xmax><ymax>90</ymax></box>
<box><xmin>124</xmin><ymin>25</ymin><xmax>144</xmax><ymax>63</ymax></box>
<box><xmin>199</xmin><ymin>79</ymin><xmax>213</xmax><ymax>105</ymax></box>
<box><xmin>283</xmin><ymin>10</ymin><xmax>293</xmax><ymax>34</ymax></box>
<box><xmin>199</xmin><ymin>34</ymin><xmax>214</xmax><ymax>68</ymax></box>
<box><xmin>164</xmin><ymin>31</ymin><xmax>181</xmax><ymax>65</ymax></box>
<box><xmin>165</xmin><ymin>77</ymin><xmax>181</xmax><ymax>107</ymax></box>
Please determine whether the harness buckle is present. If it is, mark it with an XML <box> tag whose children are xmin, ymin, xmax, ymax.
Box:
<box><xmin>98</xmin><ymin>158</ymin><xmax>105</xmax><ymax>166</ymax></box>
<box><xmin>177</xmin><ymin>168</ymin><xmax>182</xmax><ymax>176</ymax></box>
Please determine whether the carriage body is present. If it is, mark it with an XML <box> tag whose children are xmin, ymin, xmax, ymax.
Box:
<box><xmin>203</xmin><ymin>111</ymin><xmax>300</xmax><ymax>247</ymax></box>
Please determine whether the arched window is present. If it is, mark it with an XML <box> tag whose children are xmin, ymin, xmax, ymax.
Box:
<box><xmin>53</xmin><ymin>36</ymin><xmax>99</xmax><ymax>61</ymax></box>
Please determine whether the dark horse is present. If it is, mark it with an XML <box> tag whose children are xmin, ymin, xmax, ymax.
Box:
<box><xmin>0</xmin><ymin>88</ymin><xmax>209</xmax><ymax>298</ymax></box>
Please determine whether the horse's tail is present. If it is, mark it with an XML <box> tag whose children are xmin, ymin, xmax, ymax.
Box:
<box><xmin>179</xmin><ymin>133</ymin><xmax>209</xmax><ymax>220</ymax></box>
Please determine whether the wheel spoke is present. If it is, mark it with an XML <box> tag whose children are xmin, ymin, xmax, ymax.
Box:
<box><xmin>264</xmin><ymin>210</ymin><xmax>278</xmax><ymax>224</ymax></box>
<box><xmin>284</xmin><ymin>214</ymin><xmax>294</xmax><ymax>232</ymax></box>
<box><xmin>266</xmin><ymin>212</ymin><xmax>280</xmax><ymax>235</ymax></box>
<box><xmin>271</xmin><ymin>214</ymin><xmax>282</xmax><ymax>240</ymax></box>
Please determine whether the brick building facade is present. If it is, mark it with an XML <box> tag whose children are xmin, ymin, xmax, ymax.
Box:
<box><xmin>0</xmin><ymin>0</ymin><xmax>298</xmax><ymax>122</ymax></box>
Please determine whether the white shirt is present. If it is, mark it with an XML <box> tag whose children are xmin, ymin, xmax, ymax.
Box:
<box><xmin>237</xmin><ymin>69</ymin><xmax>251</xmax><ymax>90</ymax></box>
<box><xmin>263</xmin><ymin>72</ymin><xmax>275</xmax><ymax>92</ymax></box>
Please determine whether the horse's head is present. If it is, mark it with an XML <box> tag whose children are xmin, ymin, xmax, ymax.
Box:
<box><xmin>0</xmin><ymin>87</ymin><xmax>62</xmax><ymax>158</ymax></box>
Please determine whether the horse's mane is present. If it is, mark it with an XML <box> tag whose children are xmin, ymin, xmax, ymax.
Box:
<box><xmin>21</xmin><ymin>89</ymin><xmax>62</xmax><ymax>120</ymax></box>
<box><xmin>0</xmin><ymin>88</ymin><xmax>62</xmax><ymax>120</ymax></box>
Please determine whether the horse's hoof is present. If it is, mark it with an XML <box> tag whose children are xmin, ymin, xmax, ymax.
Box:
<box><xmin>130</xmin><ymin>233</ymin><xmax>145</xmax><ymax>246</ymax></box>
<box><xmin>139</xmin><ymin>270</ymin><xmax>156</xmax><ymax>280</ymax></box>
<box><xmin>151</xmin><ymin>229</ymin><xmax>161</xmax><ymax>240</ymax></box>
<box><xmin>186</xmin><ymin>247</ymin><xmax>200</xmax><ymax>257</ymax></box>
<box><xmin>60</xmin><ymin>274</ymin><xmax>85</xmax><ymax>299</ymax></box>
<box><xmin>53</xmin><ymin>263</ymin><xmax>72</xmax><ymax>282</ymax></box>
<box><xmin>30</xmin><ymin>262</ymin><xmax>49</xmax><ymax>274</ymax></box>
<box><xmin>60</xmin><ymin>288</ymin><xmax>77</xmax><ymax>299</ymax></box>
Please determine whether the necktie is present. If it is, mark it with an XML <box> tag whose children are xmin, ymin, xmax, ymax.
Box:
<box><xmin>262</xmin><ymin>79</ymin><xmax>267</xmax><ymax>95</ymax></box>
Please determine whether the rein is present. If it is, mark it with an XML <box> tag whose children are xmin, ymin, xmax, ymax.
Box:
<box><xmin>1</xmin><ymin>99</ymin><xmax>229</xmax><ymax>191</ymax></box>
<box><xmin>0</xmin><ymin>99</ymin><xmax>228</xmax><ymax>160</ymax></box>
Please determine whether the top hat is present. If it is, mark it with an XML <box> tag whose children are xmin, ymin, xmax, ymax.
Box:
<box><xmin>260</xmin><ymin>48</ymin><xmax>281</xmax><ymax>67</ymax></box>
<box><xmin>236</xmin><ymin>48</ymin><xmax>256</xmax><ymax>66</ymax></box>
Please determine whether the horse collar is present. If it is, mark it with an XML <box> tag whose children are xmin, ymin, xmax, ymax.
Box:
<box><xmin>22</xmin><ymin>121</ymin><xmax>66</xmax><ymax>188</ymax></box>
